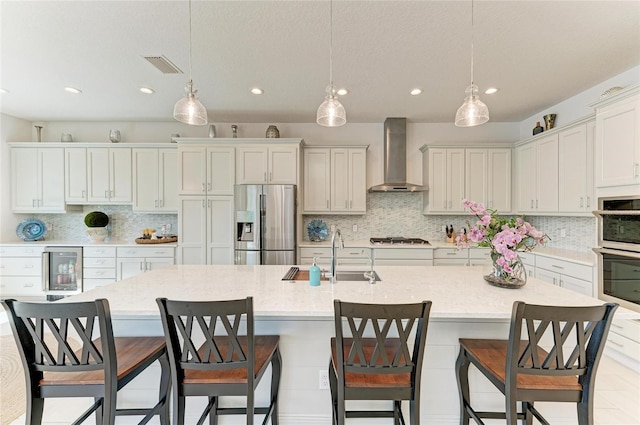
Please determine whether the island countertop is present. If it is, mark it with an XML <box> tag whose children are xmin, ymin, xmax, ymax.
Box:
<box><xmin>65</xmin><ymin>264</ymin><xmax>637</xmax><ymax>320</ymax></box>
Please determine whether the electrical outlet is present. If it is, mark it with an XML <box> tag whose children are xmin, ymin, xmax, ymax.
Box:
<box><xmin>352</xmin><ymin>224</ymin><xmax>358</xmax><ymax>233</ymax></box>
<box><xmin>560</xmin><ymin>229</ymin><xmax>566</xmax><ymax>238</ymax></box>
<box><xmin>319</xmin><ymin>370</ymin><xmax>329</xmax><ymax>390</ymax></box>
<box><xmin>441</xmin><ymin>225</ymin><xmax>446</xmax><ymax>232</ymax></box>
<box><xmin>330</xmin><ymin>225</ymin><xmax>336</xmax><ymax>233</ymax></box>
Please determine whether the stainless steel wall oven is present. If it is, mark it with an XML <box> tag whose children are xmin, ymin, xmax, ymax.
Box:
<box><xmin>593</xmin><ymin>196</ymin><xmax>640</xmax><ymax>312</ymax></box>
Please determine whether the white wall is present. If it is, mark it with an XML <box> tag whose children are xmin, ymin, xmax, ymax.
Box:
<box><xmin>519</xmin><ymin>65</ymin><xmax>640</xmax><ymax>139</ymax></box>
<box><xmin>0</xmin><ymin>114</ymin><xmax>32</xmax><ymax>240</ymax></box>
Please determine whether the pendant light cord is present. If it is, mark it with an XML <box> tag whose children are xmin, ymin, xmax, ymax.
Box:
<box><xmin>329</xmin><ymin>0</ymin><xmax>334</xmax><ymax>88</ymax></box>
<box><xmin>188</xmin><ymin>0</ymin><xmax>193</xmax><ymax>82</ymax></box>
<box><xmin>470</xmin><ymin>0</ymin><xmax>474</xmax><ymax>85</ymax></box>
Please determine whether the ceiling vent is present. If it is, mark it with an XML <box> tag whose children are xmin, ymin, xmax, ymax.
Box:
<box><xmin>143</xmin><ymin>55</ymin><xmax>183</xmax><ymax>74</ymax></box>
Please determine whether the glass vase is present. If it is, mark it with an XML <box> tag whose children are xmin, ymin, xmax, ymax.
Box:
<box><xmin>483</xmin><ymin>252</ymin><xmax>527</xmax><ymax>289</ymax></box>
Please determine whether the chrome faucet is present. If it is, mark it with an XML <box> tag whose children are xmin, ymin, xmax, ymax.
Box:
<box><xmin>362</xmin><ymin>249</ymin><xmax>376</xmax><ymax>284</ymax></box>
<box><xmin>330</xmin><ymin>228</ymin><xmax>344</xmax><ymax>283</ymax></box>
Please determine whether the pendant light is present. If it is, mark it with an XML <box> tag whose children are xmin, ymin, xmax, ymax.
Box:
<box><xmin>173</xmin><ymin>0</ymin><xmax>208</xmax><ymax>126</ymax></box>
<box><xmin>455</xmin><ymin>0</ymin><xmax>489</xmax><ymax>127</ymax></box>
<box><xmin>316</xmin><ymin>0</ymin><xmax>346</xmax><ymax>127</ymax></box>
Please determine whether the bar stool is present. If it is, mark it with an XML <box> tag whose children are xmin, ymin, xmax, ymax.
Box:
<box><xmin>456</xmin><ymin>301</ymin><xmax>618</xmax><ymax>425</ymax></box>
<box><xmin>1</xmin><ymin>298</ymin><xmax>170</xmax><ymax>425</ymax></box>
<box><xmin>329</xmin><ymin>299</ymin><xmax>432</xmax><ymax>425</ymax></box>
<box><xmin>156</xmin><ymin>296</ymin><xmax>282</xmax><ymax>425</ymax></box>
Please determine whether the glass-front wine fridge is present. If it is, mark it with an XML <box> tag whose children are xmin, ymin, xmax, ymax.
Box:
<box><xmin>42</xmin><ymin>246</ymin><xmax>82</xmax><ymax>301</ymax></box>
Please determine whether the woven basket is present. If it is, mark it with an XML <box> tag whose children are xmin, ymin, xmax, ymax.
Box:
<box><xmin>135</xmin><ymin>236</ymin><xmax>177</xmax><ymax>244</ymax></box>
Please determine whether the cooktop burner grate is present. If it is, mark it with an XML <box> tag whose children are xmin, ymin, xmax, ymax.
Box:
<box><xmin>370</xmin><ymin>237</ymin><xmax>430</xmax><ymax>245</ymax></box>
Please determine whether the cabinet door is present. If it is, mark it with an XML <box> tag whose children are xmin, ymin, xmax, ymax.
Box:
<box><xmin>559</xmin><ymin>125</ymin><xmax>588</xmax><ymax>212</ymax></box>
<box><xmin>87</xmin><ymin>148</ymin><xmax>111</xmax><ymax>202</ymax></box>
<box><xmin>595</xmin><ymin>95</ymin><xmax>640</xmax><ymax>187</ymax></box>
<box><xmin>158</xmin><ymin>149</ymin><xmax>178</xmax><ymax>212</ymax></box>
<box><xmin>303</xmin><ymin>148</ymin><xmax>331</xmax><ymax>212</ymax></box>
<box><xmin>488</xmin><ymin>149</ymin><xmax>511</xmax><ymax>212</ymax></box>
<box><xmin>178</xmin><ymin>147</ymin><xmax>206</xmax><ymax>195</ymax></box>
<box><xmin>11</xmin><ymin>148</ymin><xmax>40</xmax><ymax>211</ymax></box>
<box><xmin>428</xmin><ymin>148</ymin><xmax>447</xmax><ymax>212</ymax></box>
<box><xmin>109</xmin><ymin>148</ymin><xmax>132</xmax><ymax>202</ymax></box>
<box><xmin>39</xmin><ymin>148</ymin><xmax>65</xmax><ymax>211</ymax></box>
<box><xmin>132</xmin><ymin>149</ymin><xmax>159</xmax><ymax>212</ymax></box>
<box><xmin>207</xmin><ymin>147</ymin><xmax>235</xmax><ymax>195</ymax></box>
<box><xmin>206</xmin><ymin>196</ymin><xmax>234</xmax><ymax>265</ymax></box>
<box><xmin>145</xmin><ymin>257</ymin><xmax>174</xmax><ymax>272</ymax></box>
<box><xmin>536</xmin><ymin>135</ymin><xmax>558</xmax><ymax>212</ymax></box>
<box><xmin>516</xmin><ymin>144</ymin><xmax>537</xmax><ymax>212</ymax></box>
<box><xmin>178</xmin><ymin>196</ymin><xmax>207</xmax><ymax>265</ymax></box>
<box><xmin>447</xmin><ymin>149</ymin><xmax>465</xmax><ymax>212</ymax></box>
<box><xmin>237</xmin><ymin>146</ymin><xmax>268</xmax><ymax>184</ymax></box>
<box><xmin>65</xmin><ymin>148</ymin><xmax>88</xmax><ymax>203</ymax></box>
<box><xmin>331</xmin><ymin>149</ymin><xmax>349</xmax><ymax>212</ymax></box>
<box><xmin>560</xmin><ymin>275</ymin><xmax>593</xmax><ymax>297</ymax></box>
<box><xmin>268</xmin><ymin>146</ymin><xmax>298</xmax><ymax>184</ymax></box>
<box><xmin>465</xmin><ymin>149</ymin><xmax>488</xmax><ymax>207</ymax></box>
<box><xmin>535</xmin><ymin>268</ymin><xmax>560</xmax><ymax>286</ymax></box>
<box><xmin>116</xmin><ymin>258</ymin><xmax>145</xmax><ymax>280</ymax></box>
<box><xmin>348</xmin><ymin>149</ymin><xmax>367</xmax><ymax>213</ymax></box>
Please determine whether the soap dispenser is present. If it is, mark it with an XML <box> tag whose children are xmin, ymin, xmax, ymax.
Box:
<box><xmin>309</xmin><ymin>257</ymin><xmax>321</xmax><ymax>287</ymax></box>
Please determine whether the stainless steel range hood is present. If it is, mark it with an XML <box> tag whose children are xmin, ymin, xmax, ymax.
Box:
<box><xmin>368</xmin><ymin>117</ymin><xmax>427</xmax><ymax>192</ymax></box>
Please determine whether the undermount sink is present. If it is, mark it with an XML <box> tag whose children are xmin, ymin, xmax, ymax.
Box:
<box><xmin>281</xmin><ymin>267</ymin><xmax>381</xmax><ymax>282</ymax></box>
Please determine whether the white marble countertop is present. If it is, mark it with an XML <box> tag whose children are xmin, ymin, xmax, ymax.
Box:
<box><xmin>64</xmin><ymin>265</ymin><xmax>637</xmax><ymax>320</ymax></box>
<box><xmin>0</xmin><ymin>239</ymin><xmax>178</xmax><ymax>247</ymax></box>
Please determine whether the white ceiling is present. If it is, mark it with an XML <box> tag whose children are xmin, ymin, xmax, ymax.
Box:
<box><xmin>1</xmin><ymin>1</ymin><xmax>639</xmax><ymax>124</ymax></box>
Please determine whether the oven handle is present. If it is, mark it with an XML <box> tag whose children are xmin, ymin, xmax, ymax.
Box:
<box><xmin>593</xmin><ymin>210</ymin><xmax>640</xmax><ymax>216</ymax></box>
<box><xmin>593</xmin><ymin>247</ymin><xmax>640</xmax><ymax>259</ymax></box>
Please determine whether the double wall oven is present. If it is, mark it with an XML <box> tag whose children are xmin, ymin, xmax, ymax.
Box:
<box><xmin>593</xmin><ymin>196</ymin><xmax>640</xmax><ymax>313</ymax></box>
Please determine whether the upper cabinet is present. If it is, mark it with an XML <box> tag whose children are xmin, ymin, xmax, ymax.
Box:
<box><xmin>11</xmin><ymin>147</ymin><xmax>65</xmax><ymax>213</ymax></box>
<box><xmin>87</xmin><ymin>147</ymin><xmax>132</xmax><ymax>204</ymax></box>
<box><xmin>303</xmin><ymin>146</ymin><xmax>368</xmax><ymax>214</ymax></box>
<box><xmin>178</xmin><ymin>145</ymin><xmax>235</xmax><ymax>196</ymax></box>
<box><xmin>236</xmin><ymin>145</ymin><xmax>298</xmax><ymax>185</ymax></box>
<box><xmin>423</xmin><ymin>147</ymin><xmax>511</xmax><ymax>214</ymax></box>
<box><xmin>515</xmin><ymin>134</ymin><xmax>559</xmax><ymax>213</ymax></box>
<box><xmin>591</xmin><ymin>87</ymin><xmax>640</xmax><ymax>190</ymax></box>
<box><xmin>132</xmin><ymin>148</ymin><xmax>178</xmax><ymax>213</ymax></box>
<box><xmin>65</xmin><ymin>147</ymin><xmax>88</xmax><ymax>204</ymax></box>
<box><xmin>558</xmin><ymin>122</ymin><xmax>595</xmax><ymax>213</ymax></box>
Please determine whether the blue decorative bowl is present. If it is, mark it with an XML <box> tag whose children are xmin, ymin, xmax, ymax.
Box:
<box><xmin>307</xmin><ymin>220</ymin><xmax>329</xmax><ymax>242</ymax></box>
<box><xmin>16</xmin><ymin>218</ymin><xmax>47</xmax><ymax>241</ymax></box>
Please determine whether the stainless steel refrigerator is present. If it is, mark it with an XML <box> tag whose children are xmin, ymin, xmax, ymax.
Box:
<box><xmin>234</xmin><ymin>184</ymin><xmax>296</xmax><ymax>265</ymax></box>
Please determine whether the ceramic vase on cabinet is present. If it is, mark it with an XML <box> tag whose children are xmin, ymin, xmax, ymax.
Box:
<box><xmin>266</xmin><ymin>125</ymin><xmax>280</xmax><ymax>138</ymax></box>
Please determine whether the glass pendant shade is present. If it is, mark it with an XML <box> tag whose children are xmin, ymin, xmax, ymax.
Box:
<box><xmin>317</xmin><ymin>86</ymin><xmax>346</xmax><ymax>127</ymax></box>
<box><xmin>173</xmin><ymin>81</ymin><xmax>208</xmax><ymax>126</ymax></box>
<box><xmin>455</xmin><ymin>83</ymin><xmax>489</xmax><ymax>127</ymax></box>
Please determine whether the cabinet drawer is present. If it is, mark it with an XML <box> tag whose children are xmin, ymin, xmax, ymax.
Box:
<box><xmin>560</xmin><ymin>275</ymin><xmax>592</xmax><ymax>296</ymax></box>
<box><xmin>434</xmin><ymin>259</ymin><xmax>468</xmax><ymax>266</ymax></box>
<box><xmin>117</xmin><ymin>247</ymin><xmax>175</xmax><ymax>258</ymax></box>
<box><xmin>0</xmin><ymin>257</ymin><xmax>42</xmax><ymax>276</ymax></box>
<box><xmin>610</xmin><ymin>319</ymin><xmax>640</xmax><ymax>343</ymax></box>
<box><xmin>518</xmin><ymin>252</ymin><xmax>535</xmax><ymax>266</ymax></box>
<box><xmin>0</xmin><ymin>276</ymin><xmax>42</xmax><ymax>296</ymax></box>
<box><xmin>83</xmin><ymin>257</ymin><xmax>117</xmax><ymax>268</ymax></box>
<box><xmin>84</xmin><ymin>268</ymin><xmax>117</xmax><ymax>279</ymax></box>
<box><xmin>84</xmin><ymin>246</ymin><xmax>116</xmax><ymax>257</ymax></box>
<box><xmin>375</xmin><ymin>259</ymin><xmax>434</xmax><ymax>266</ymax></box>
<box><xmin>468</xmin><ymin>248</ymin><xmax>492</xmax><ymax>260</ymax></box>
<box><xmin>339</xmin><ymin>248</ymin><xmax>370</xmax><ymax>259</ymax></box>
<box><xmin>374</xmin><ymin>248</ymin><xmax>433</xmax><ymax>260</ymax></box>
<box><xmin>0</xmin><ymin>246</ymin><xmax>44</xmax><ymax>257</ymax></box>
<box><xmin>535</xmin><ymin>256</ymin><xmax>592</xmax><ymax>281</ymax></box>
<box><xmin>83</xmin><ymin>279</ymin><xmax>115</xmax><ymax>291</ymax></box>
<box><xmin>300</xmin><ymin>247</ymin><xmax>331</xmax><ymax>258</ymax></box>
<box><xmin>434</xmin><ymin>248</ymin><xmax>467</xmax><ymax>259</ymax></box>
<box><xmin>608</xmin><ymin>331</ymin><xmax>640</xmax><ymax>360</ymax></box>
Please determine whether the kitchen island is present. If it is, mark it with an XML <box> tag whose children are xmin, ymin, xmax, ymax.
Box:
<box><xmin>54</xmin><ymin>265</ymin><xmax>636</xmax><ymax>424</ymax></box>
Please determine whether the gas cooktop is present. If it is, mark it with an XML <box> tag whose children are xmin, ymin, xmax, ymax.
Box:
<box><xmin>370</xmin><ymin>237</ymin><xmax>430</xmax><ymax>245</ymax></box>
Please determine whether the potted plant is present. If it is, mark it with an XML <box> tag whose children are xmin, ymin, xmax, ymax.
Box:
<box><xmin>84</xmin><ymin>211</ymin><xmax>109</xmax><ymax>242</ymax></box>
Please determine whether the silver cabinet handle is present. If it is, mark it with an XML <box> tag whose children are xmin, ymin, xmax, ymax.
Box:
<box><xmin>580</xmin><ymin>197</ymin><xmax>584</xmax><ymax>208</ymax></box>
<box><xmin>536</xmin><ymin>199</ymin><xmax>539</xmax><ymax>209</ymax></box>
<box><xmin>24</xmin><ymin>264</ymin><xmax>34</xmax><ymax>269</ymax></box>
<box><xmin>202</xmin><ymin>199</ymin><xmax>205</xmax><ymax>208</ymax></box>
<box><xmin>32</xmin><ymin>199</ymin><xmax>36</xmax><ymax>207</ymax></box>
<box><xmin>139</xmin><ymin>262</ymin><xmax>143</xmax><ymax>271</ymax></box>
<box><xmin>202</xmin><ymin>182</ymin><xmax>205</xmax><ymax>192</ymax></box>
<box><xmin>551</xmin><ymin>264</ymin><xmax>564</xmax><ymax>269</ymax></box>
<box><xmin>446</xmin><ymin>252</ymin><xmax>458</xmax><ymax>256</ymax></box>
<box><xmin>530</xmin><ymin>200</ymin><xmax>534</xmax><ymax>209</ymax></box>
<box><xmin>264</xmin><ymin>172</ymin><xmax>267</xmax><ymax>182</ymax></box>
<box><xmin>609</xmin><ymin>340</ymin><xmax>624</xmax><ymax>348</ymax></box>
<box><xmin>82</xmin><ymin>190</ymin><xmax>86</xmax><ymax>198</ymax></box>
<box><xmin>155</xmin><ymin>200</ymin><xmax>158</xmax><ymax>208</ymax></box>
<box><xmin>635</xmin><ymin>163</ymin><xmax>639</xmax><ymax>177</ymax></box>
<box><xmin>312</xmin><ymin>252</ymin><xmax>324</xmax><ymax>255</ymax></box>
<box><xmin>269</xmin><ymin>172</ymin><xmax>272</xmax><ymax>181</ymax></box>
<box><xmin>326</xmin><ymin>200</ymin><xmax>329</xmax><ymax>208</ymax></box>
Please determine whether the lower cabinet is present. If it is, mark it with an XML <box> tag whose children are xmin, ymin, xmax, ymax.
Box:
<box><xmin>116</xmin><ymin>246</ymin><xmax>175</xmax><ymax>280</ymax></box>
<box><xmin>519</xmin><ymin>252</ymin><xmax>536</xmax><ymax>278</ymax></box>
<box><xmin>299</xmin><ymin>247</ymin><xmax>371</xmax><ymax>268</ymax></box>
<box><xmin>0</xmin><ymin>245</ymin><xmax>45</xmax><ymax>298</ymax></box>
<box><xmin>534</xmin><ymin>256</ymin><xmax>593</xmax><ymax>296</ymax></box>
<box><xmin>433</xmin><ymin>247</ymin><xmax>468</xmax><ymax>266</ymax></box>
<box><xmin>374</xmin><ymin>248</ymin><xmax>433</xmax><ymax>266</ymax></box>
<box><xmin>83</xmin><ymin>246</ymin><xmax>117</xmax><ymax>291</ymax></box>
<box><xmin>608</xmin><ymin>319</ymin><xmax>640</xmax><ymax>362</ymax></box>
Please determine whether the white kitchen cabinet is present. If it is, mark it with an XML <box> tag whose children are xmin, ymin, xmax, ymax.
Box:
<box><xmin>558</xmin><ymin>122</ymin><xmax>595</xmax><ymax>213</ymax></box>
<box><xmin>236</xmin><ymin>145</ymin><xmax>298</xmax><ymax>184</ymax></box>
<box><xmin>87</xmin><ymin>147</ymin><xmax>132</xmax><ymax>203</ymax></box>
<box><xmin>427</xmin><ymin>148</ymin><xmax>465</xmax><ymax>212</ymax></box>
<box><xmin>593</xmin><ymin>89</ymin><xmax>640</xmax><ymax>188</ymax></box>
<box><xmin>608</xmin><ymin>319</ymin><xmax>640</xmax><ymax>362</ymax></box>
<box><xmin>433</xmin><ymin>247</ymin><xmax>468</xmax><ymax>266</ymax></box>
<box><xmin>519</xmin><ymin>252</ymin><xmax>536</xmax><ymax>279</ymax></box>
<box><xmin>299</xmin><ymin>247</ymin><xmax>372</xmax><ymax>268</ymax></box>
<box><xmin>65</xmin><ymin>147</ymin><xmax>88</xmax><ymax>203</ymax></box>
<box><xmin>0</xmin><ymin>245</ymin><xmax>45</xmax><ymax>298</ymax></box>
<box><xmin>534</xmin><ymin>255</ymin><xmax>593</xmax><ymax>296</ymax></box>
<box><xmin>468</xmin><ymin>248</ymin><xmax>492</xmax><ymax>267</ymax></box>
<box><xmin>373</xmin><ymin>248</ymin><xmax>433</xmax><ymax>266</ymax></box>
<box><xmin>516</xmin><ymin>135</ymin><xmax>558</xmax><ymax>213</ymax></box>
<box><xmin>11</xmin><ymin>147</ymin><xmax>65</xmax><ymax>213</ymax></box>
<box><xmin>132</xmin><ymin>148</ymin><xmax>178</xmax><ymax>212</ymax></box>
<box><xmin>465</xmin><ymin>149</ymin><xmax>512</xmax><ymax>212</ymax></box>
<box><xmin>178</xmin><ymin>146</ymin><xmax>235</xmax><ymax>196</ymax></box>
<box><xmin>82</xmin><ymin>246</ymin><xmax>116</xmax><ymax>291</ymax></box>
<box><xmin>178</xmin><ymin>196</ymin><xmax>234</xmax><ymax>265</ymax></box>
<box><xmin>303</xmin><ymin>146</ymin><xmax>367</xmax><ymax>214</ymax></box>
<box><xmin>116</xmin><ymin>246</ymin><xmax>175</xmax><ymax>280</ymax></box>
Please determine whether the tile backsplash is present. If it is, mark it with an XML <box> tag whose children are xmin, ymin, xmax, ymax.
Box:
<box><xmin>18</xmin><ymin>205</ymin><xmax>177</xmax><ymax>242</ymax></box>
<box><xmin>304</xmin><ymin>193</ymin><xmax>597</xmax><ymax>253</ymax></box>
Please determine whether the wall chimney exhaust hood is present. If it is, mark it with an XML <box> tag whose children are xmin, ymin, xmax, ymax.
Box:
<box><xmin>368</xmin><ymin>117</ymin><xmax>427</xmax><ymax>192</ymax></box>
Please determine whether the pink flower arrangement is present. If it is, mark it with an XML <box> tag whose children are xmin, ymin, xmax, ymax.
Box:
<box><xmin>456</xmin><ymin>199</ymin><xmax>549</xmax><ymax>277</ymax></box>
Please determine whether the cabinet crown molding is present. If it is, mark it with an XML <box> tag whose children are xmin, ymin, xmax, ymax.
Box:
<box><xmin>176</xmin><ymin>138</ymin><xmax>304</xmax><ymax>146</ymax></box>
<box><xmin>9</xmin><ymin>142</ymin><xmax>176</xmax><ymax>148</ymax></box>
<box><xmin>588</xmin><ymin>83</ymin><xmax>640</xmax><ymax>109</ymax></box>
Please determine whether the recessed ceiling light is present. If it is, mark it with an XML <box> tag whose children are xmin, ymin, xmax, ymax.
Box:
<box><xmin>336</xmin><ymin>88</ymin><xmax>349</xmax><ymax>96</ymax></box>
<box><xmin>251</xmin><ymin>88</ymin><xmax>264</xmax><ymax>95</ymax></box>
<box><xmin>64</xmin><ymin>87</ymin><xmax>82</xmax><ymax>94</ymax></box>
<box><xmin>410</xmin><ymin>88</ymin><xmax>422</xmax><ymax>96</ymax></box>
<box><xmin>485</xmin><ymin>87</ymin><xmax>499</xmax><ymax>95</ymax></box>
<box><xmin>0</xmin><ymin>88</ymin><xmax>8</xmax><ymax>94</ymax></box>
<box><xmin>139</xmin><ymin>87</ymin><xmax>155</xmax><ymax>94</ymax></box>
